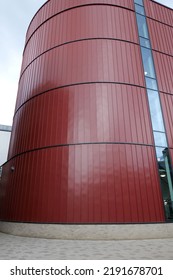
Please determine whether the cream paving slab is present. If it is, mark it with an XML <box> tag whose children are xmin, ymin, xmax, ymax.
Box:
<box><xmin>0</xmin><ymin>233</ymin><xmax>173</xmax><ymax>260</ymax></box>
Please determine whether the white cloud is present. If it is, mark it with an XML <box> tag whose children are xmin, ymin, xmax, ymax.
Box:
<box><xmin>0</xmin><ymin>48</ymin><xmax>22</xmax><ymax>124</ymax></box>
<box><xmin>0</xmin><ymin>0</ymin><xmax>46</xmax><ymax>126</ymax></box>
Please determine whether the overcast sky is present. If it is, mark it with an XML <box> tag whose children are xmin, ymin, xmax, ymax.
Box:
<box><xmin>0</xmin><ymin>0</ymin><xmax>173</xmax><ymax>126</ymax></box>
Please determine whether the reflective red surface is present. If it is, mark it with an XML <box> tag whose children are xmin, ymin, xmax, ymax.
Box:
<box><xmin>0</xmin><ymin>0</ymin><xmax>169</xmax><ymax>223</ymax></box>
<box><xmin>0</xmin><ymin>145</ymin><xmax>164</xmax><ymax>223</ymax></box>
<box><xmin>9</xmin><ymin>84</ymin><xmax>153</xmax><ymax>159</ymax></box>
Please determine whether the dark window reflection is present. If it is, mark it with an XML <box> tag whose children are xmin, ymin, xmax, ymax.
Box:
<box><xmin>158</xmin><ymin>148</ymin><xmax>173</xmax><ymax>220</ymax></box>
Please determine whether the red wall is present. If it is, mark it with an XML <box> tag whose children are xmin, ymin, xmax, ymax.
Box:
<box><xmin>16</xmin><ymin>40</ymin><xmax>144</xmax><ymax>110</ymax></box>
<box><xmin>25</xmin><ymin>0</ymin><xmax>134</xmax><ymax>44</ymax></box>
<box><xmin>21</xmin><ymin>4</ymin><xmax>138</xmax><ymax>75</ymax></box>
<box><xmin>0</xmin><ymin>145</ymin><xmax>164</xmax><ymax>223</ymax></box>
<box><xmin>0</xmin><ymin>0</ymin><xmax>167</xmax><ymax>223</ymax></box>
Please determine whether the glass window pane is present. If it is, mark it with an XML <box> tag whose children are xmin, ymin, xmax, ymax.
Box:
<box><xmin>136</xmin><ymin>14</ymin><xmax>149</xmax><ymax>38</ymax></box>
<box><xmin>141</xmin><ymin>47</ymin><xmax>155</xmax><ymax>78</ymax></box>
<box><xmin>147</xmin><ymin>90</ymin><xmax>165</xmax><ymax>132</ymax></box>
<box><xmin>156</xmin><ymin>147</ymin><xmax>166</xmax><ymax>161</ymax></box>
<box><xmin>135</xmin><ymin>4</ymin><xmax>145</xmax><ymax>15</ymax></box>
<box><xmin>145</xmin><ymin>77</ymin><xmax>158</xmax><ymax>90</ymax></box>
<box><xmin>140</xmin><ymin>37</ymin><xmax>150</xmax><ymax>48</ymax></box>
<box><xmin>0</xmin><ymin>166</ymin><xmax>2</xmax><ymax>179</ymax></box>
<box><xmin>154</xmin><ymin>131</ymin><xmax>167</xmax><ymax>147</ymax></box>
<box><xmin>134</xmin><ymin>0</ymin><xmax>143</xmax><ymax>5</ymax></box>
<box><xmin>157</xmin><ymin>148</ymin><xmax>173</xmax><ymax>219</ymax></box>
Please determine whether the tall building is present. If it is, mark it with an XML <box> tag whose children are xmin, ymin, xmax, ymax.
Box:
<box><xmin>0</xmin><ymin>0</ymin><xmax>173</xmax><ymax>235</ymax></box>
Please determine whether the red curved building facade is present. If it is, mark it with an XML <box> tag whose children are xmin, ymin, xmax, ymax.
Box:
<box><xmin>0</xmin><ymin>0</ymin><xmax>173</xmax><ymax>224</ymax></box>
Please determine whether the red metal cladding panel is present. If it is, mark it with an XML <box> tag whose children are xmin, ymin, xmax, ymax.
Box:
<box><xmin>160</xmin><ymin>93</ymin><xmax>173</xmax><ymax>148</ymax></box>
<box><xmin>16</xmin><ymin>40</ymin><xmax>145</xmax><ymax>110</ymax></box>
<box><xmin>21</xmin><ymin>6</ymin><xmax>138</xmax><ymax>72</ymax></box>
<box><xmin>0</xmin><ymin>145</ymin><xmax>165</xmax><ymax>223</ymax></box>
<box><xmin>1</xmin><ymin>0</ymin><xmax>169</xmax><ymax>224</ymax></box>
<box><xmin>9</xmin><ymin>84</ymin><xmax>153</xmax><ymax>159</ymax></box>
<box><xmin>26</xmin><ymin>0</ymin><xmax>134</xmax><ymax>42</ymax></box>
<box><xmin>145</xmin><ymin>0</ymin><xmax>173</xmax><ymax>26</ymax></box>
<box><xmin>147</xmin><ymin>18</ymin><xmax>173</xmax><ymax>56</ymax></box>
<box><xmin>152</xmin><ymin>51</ymin><xmax>173</xmax><ymax>94</ymax></box>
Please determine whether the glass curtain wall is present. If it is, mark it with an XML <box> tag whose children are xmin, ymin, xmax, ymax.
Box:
<box><xmin>134</xmin><ymin>0</ymin><xmax>173</xmax><ymax>220</ymax></box>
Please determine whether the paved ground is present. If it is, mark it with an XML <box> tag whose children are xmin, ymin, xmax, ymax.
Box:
<box><xmin>0</xmin><ymin>232</ymin><xmax>173</xmax><ymax>259</ymax></box>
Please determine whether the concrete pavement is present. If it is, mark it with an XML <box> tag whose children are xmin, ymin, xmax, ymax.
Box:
<box><xmin>0</xmin><ymin>232</ymin><xmax>173</xmax><ymax>259</ymax></box>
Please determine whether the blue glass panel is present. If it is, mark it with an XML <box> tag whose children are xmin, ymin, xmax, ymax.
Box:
<box><xmin>154</xmin><ymin>131</ymin><xmax>167</xmax><ymax>147</ymax></box>
<box><xmin>141</xmin><ymin>47</ymin><xmax>155</xmax><ymax>78</ymax></box>
<box><xmin>134</xmin><ymin>0</ymin><xmax>143</xmax><ymax>5</ymax></box>
<box><xmin>135</xmin><ymin>4</ymin><xmax>145</xmax><ymax>15</ymax></box>
<box><xmin>140</xmin><ymin>37</ymin><xmax>150</xmax><ymax>48</ymax></box>
<box><xmin>145</xmin><ymin>77</ymin><xmax>158</xmax><ymax>90</ymax></box>
<box><xmin>156</xmin><ymin>147</ymin><xmax>166</xmax><ymax>161</ymax></box>
<box><xmin>156</xmin><ymin>147</ymin><xmax>168</xmax><ymax>163</ymax></box>
<box><xmin>136</xmin><ymin>14</ymin><xmax>149</xmax><ymax>38</ymax></box>
<box><xmin>147</xmin><ymin>89</ymin><xmax>165</xmax><ymax>132</ymax></box>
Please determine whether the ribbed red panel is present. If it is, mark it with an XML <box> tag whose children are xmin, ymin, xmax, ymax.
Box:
<box><xmin>0</xmin><ymin>0</ymin><xmax>168</xmax><ymax>224</ymax></box>
<box><xmin>0</xmin><ymin>145</ymin><xmax>164</xmax><ymax>223</ymax></box>
<box><xmin>16</xmin><ymin>40</ymin><xmax>144</xmax><ymax>110</ymax></box>
<box><xmin>147</xmin><ymin>18</ymin><xmax>173</xmax><ymax>56</ymax></box>
<box><xmin>160</xmin><ymin>93</ymin><xmax>173</xmax><ymax>148</ymax></box>
<box><xmin>152</xmin><ymin>51</ymin><xmax>173</xmax><ymax>94</ymax></box>
<box><xmin>145</xmin><ymin>0</ymin><xmax>173</xmax><ymax>26</ymax></box>
<box><xmin>21</xmin><ymin>5</ymin><xmax>138</xmax><ymax>73</ymax></box>
<box><xmin>9</xmin><ymin>84</ymin><xmax>153</xmax><ymax>159</ymax></box>
<box><xmin>26</xmin><ymin>0</ymin><xmax>134</xmax><ymax>43</ymax></box>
